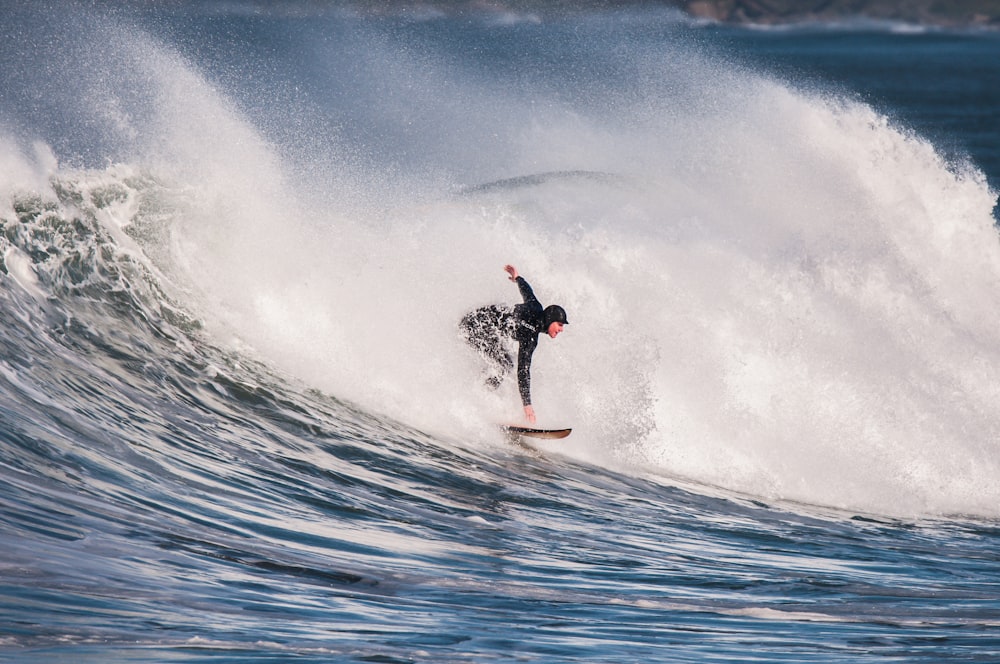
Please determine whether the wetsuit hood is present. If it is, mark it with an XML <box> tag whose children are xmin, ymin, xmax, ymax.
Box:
<box><xmin>543</xmin><ymin>305</ymin><xmax>568</xmax><ymax>327</ymax></box>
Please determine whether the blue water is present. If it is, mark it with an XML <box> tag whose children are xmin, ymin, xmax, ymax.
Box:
<box><xmin>2</xmin><ymin>3</ymin><xmax>1000</xmax><ymax>662</ymax></box>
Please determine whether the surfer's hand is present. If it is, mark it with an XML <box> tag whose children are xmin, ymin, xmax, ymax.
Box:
<box><xmin>504</xmin><ymin>264</ymin><xmax>519</xmax><ymax>282</ymax></box>
<box><xmin>523</xmin><ymin>405</ymin><xmax>536</xmax><ymax>424</ymax></box>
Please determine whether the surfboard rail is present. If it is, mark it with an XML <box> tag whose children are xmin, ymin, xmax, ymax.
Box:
<box><xmin>500</xmin><ymin>425</ymin><xmax>572</xmax><ymax>440</ymax></box>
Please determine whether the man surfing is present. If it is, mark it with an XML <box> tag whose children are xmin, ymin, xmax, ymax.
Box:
<box><xmin>460</xmin><ymin>265</ymin><xmax>568</xmax><ymax>424</ymax></box>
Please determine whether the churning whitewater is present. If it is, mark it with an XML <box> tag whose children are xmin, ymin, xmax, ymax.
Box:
<box><xmin>4</xmin><ymin>5</ymin><xmax>997</xmax><ymax>518</ymax></box>
<box><xmin>2</xmin><ymin>3</ymin><xmax>1000</xmax><ymax>662</ymax></box>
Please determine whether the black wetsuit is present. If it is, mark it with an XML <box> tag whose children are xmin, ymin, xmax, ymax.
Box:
<box><xmin>460</xmin><ymin>276</ymin><xmax>546</xmax><ymax>407</ymax></box>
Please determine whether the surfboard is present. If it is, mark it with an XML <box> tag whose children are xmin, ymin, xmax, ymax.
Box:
<box><xmin>500</xmin><ymin>425</ymin><xmax>572</xmax><ymax>440</ymax></box>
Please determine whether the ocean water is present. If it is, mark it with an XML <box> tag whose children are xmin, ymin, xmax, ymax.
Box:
<box><xmin>1</xmin><ymin>3</ymin><xmax>1000</xmax><ymax>662</ymax></box>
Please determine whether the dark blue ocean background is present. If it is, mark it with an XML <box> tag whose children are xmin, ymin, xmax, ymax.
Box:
<box><xmin>1</xmin><ymin>3</ymin><xmax>999</xmax><ymax>662</ymax></box>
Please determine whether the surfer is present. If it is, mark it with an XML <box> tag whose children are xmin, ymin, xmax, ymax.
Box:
<box><xmin>460</xmin><ymin>265</ymin><xmax>568</xmax><ymax>424</ymax></box>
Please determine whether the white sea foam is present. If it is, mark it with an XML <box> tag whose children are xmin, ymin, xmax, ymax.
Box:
<box><xmin>4</xmin><ymin>11</ymin><xmax>999</xmax><ymax>519</ymax></box>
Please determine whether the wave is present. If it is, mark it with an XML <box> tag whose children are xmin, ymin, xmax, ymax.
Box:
<box><xmin>1</xmin><ymin>5</ymin><xmax>999</xmax><ymax>520</ymax></box>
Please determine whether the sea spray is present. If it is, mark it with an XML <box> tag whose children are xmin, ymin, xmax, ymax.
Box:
<box><xmin>2</xmin><ymin>7</ymin><xmax>999</xmax><ymax>518</ymax></box>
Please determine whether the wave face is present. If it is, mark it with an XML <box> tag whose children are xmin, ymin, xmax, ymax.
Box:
<box><xmin>2</xmin><ymin>3</ymin><xmax>1000</xmax><ymax>661</ymax></box>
